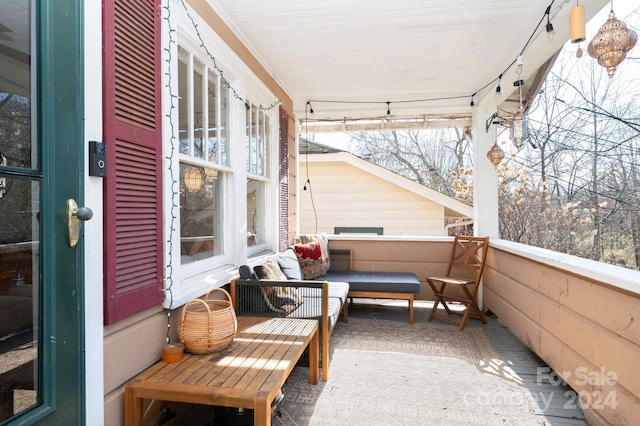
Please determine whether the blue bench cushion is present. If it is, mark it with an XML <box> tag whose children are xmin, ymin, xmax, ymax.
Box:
<box><xmin>297</xmin><ymin>281</ymin><xmax>349</xmax><ymax>305</ymax></box>
<box><xmin>320</xmin><ymin>271</ymin><xmax>420</xmax><ymax>294</ymax></box>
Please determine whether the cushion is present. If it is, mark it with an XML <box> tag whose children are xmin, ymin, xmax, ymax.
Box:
<box><xmin>300</xmin><ymin>233</ymin><xmax>331</xmax><ymax>273</ymax></box>
<box><xmin>273</xmin><ymin>286</ymin><xmax>304</xmax><ymax>313</ymax></box>
<box><xmin>253</xmin><ymin>260</ymin><xmax>303</xmax><ymax>313</ymax></box>
<box><xmin>275</xmin><ymin>248</ymin><xmax>303</xmax><ymax>280</ymax></box>
<box><xmin>254</xmin><ymin>259</ymin><xmax>288</xmax><ymax>281</ymax></box>
<box><xmin>293</xmin><ymin>242</ymin><xmax>327</xmax><ymax>280</ymax></box>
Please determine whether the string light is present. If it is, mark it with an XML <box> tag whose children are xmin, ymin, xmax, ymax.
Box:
<box><xmin>545</xmin><ymin>5</ymin><xmax>556</xmax><ymax>40</ymax></box>
<box><xmin>162</xmin><ymin>0</ymin><xmax>178</xmax><ymax>344</ymax></box>
<box><xmin>177</xmin><ymin>0</ymin><xmax>282</xmax><ymax>111</ymax></box>
<box><xmin>303</xmin><ymin>2</ymin><xmax>558</xmax><ymax>118</ymax></box>
<box><xmin>496</xmin><ymin>74</ymin><xmax>503</xmax><ymax>96</ymax></box>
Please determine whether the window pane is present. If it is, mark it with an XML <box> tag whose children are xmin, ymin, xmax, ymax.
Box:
<box><xmin>178</xmin><ymin>48</ymin><xmax>189</xmax><ymax>155</ymax></box>
<box><xmin>193</xmin><ymin>61</ymin><xmax>204</xmax><ymax>159</ymax></box>
<box><xmin>247</xmin><ymin>178</ymin><xmax>264</xmax><ymax>246</ymax></box>
<box><xmin>207</xmin><ymin>70</ymin><xmax>217</xmax><ymax>163</ymax></box>
<box><xmin>251</xmin><ymin>107</ymin><xmax>258</xmax><ymax>174</ymax></box>
<box><xmin>0</xmin><ymin>2</ymin><xmax>34</xmax><ymax>171</ymax></box>
<box><xmin>0</xmin><ymin>2</ymin><xmax>38</xmax><ymax>418</ymax></box>
<box><xmin>0</xmin><ymin>177</ymin><xmax>39</xmax><ymax>419</ymax></box>
<box><xmin>180</xmin><ymin>164</ymin><xmax>222</xmax><ymax>263</ymax></box>
<box><xmin>257</xmin><ymin>110</ymin><xmax>265</xmax><ymax>176</ymax></box>
<box><xmin>219</xmin><ymin>84</ymin><xmax>228</xmax><ymax>166</ymax></box>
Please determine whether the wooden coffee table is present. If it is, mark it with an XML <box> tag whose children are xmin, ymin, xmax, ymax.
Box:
<box><xmin>125</xmin><ymin>316</ymin><xmax>319</xmax><ymax>426</ymax></box>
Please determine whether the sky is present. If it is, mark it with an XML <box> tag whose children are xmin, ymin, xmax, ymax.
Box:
<box><xmin>308</xmin><ymin>0</ymin><xmax>639</xmax><ymax>152</ymax></box>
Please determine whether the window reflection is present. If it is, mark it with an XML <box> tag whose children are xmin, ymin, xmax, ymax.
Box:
<box><xmin>0</xmin><ymin>1</ymin><xmax>38</xmax><ymax>418</ymax></box>
<box><xmin>180</xmin><ymin>164</ymin><xmax>222</xmax><ymax>263</ymax></box>
<box><xmin>0</xmin><ymin>178</ymin><xmax>39</xmax><ymax>420</ymax></box>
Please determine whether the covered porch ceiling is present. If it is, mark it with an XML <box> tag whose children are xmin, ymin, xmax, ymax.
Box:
<box><xmin>209</xmin><ymin>0</ymin><xmax>610</xmax><ymax>129</ymax></box>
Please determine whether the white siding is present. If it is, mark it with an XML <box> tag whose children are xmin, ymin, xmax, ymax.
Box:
<box><xmin>299</xmin><ymin>161</ymin><xmax>446</xmax><ymax>236</ymax></box>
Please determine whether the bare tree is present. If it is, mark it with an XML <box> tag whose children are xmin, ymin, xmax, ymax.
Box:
<box><xmin>349</xmin><ymin>127</ymin><xmax>473</xmax><ymax>201</ymax></box>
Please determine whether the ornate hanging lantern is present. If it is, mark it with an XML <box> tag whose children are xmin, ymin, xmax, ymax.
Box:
<box><xmin>184</xmin><ymin>167</ymin><xmax>204</xmax><ymax>192</ymax></box>
<box><xmin>486</xmin><ymin>142</ymin><xmax>505</xmax><ymax>168</ymax></box>
<box><xmin>588</xmin><ymin>9</ymin><xmax>638</xmax><ymax>78</ymax></box>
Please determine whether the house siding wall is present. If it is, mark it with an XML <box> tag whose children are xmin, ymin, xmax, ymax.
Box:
<box><xmin>484</xmin><ymin>243</ymin><xmax>640</xmax><ymax>425</ymax></box>
<box><xmin>299</xmin><ymin>161</ymin><xmax>446</xmax><ymax>236</ymax></box>
<box><xmin>103</xmin><ymin>1</ymin><xmax>297</xmax><ymax>423</ymax></box>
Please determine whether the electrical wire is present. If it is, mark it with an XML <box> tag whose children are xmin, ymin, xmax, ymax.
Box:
<box><xmin>303</xmin><ymin>1</ymin><xmax>557</xmax><ymax>116</ymax></box>
<box><xmin>303</xmin><ymin>102</ymin><xmax>319</xmax><ymax>233</ymax></box>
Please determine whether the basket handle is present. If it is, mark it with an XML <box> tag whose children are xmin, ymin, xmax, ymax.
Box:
<box><xmin>205</xmin><ymin>287</ymin><xmax>233</xmax><ymax>304</ymax></box>
<box><xmin>180</xmin><ymin>298</ymin><xmax>214</xmax><ymax>352</ymax></box>
<box><xmin>181</xmin><ymin>297</ymin><xmax>213</xmax><ymax>320</ymax></box>
<box><xmin>205</xmin><ymin>288</ymin><xmax>237</xmax><ymax>335</ymax></box>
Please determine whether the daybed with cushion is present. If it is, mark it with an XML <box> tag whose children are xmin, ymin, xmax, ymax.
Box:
<box><xmin>229</xmin><ymin>247</ymin><xmax>349</xmax><ymax>381</ymax></box>
<box><xmin>297</xmin><ymin>234</ymin><xmax>421</xmax><ymax>324</ymax></box>
<box><xmin>229</xmin><ymin>234</ymin><xmax>421</xmax><ymax>379</ymax></box>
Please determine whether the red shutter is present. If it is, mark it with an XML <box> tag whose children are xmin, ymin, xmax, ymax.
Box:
<box><xmin>103</xmin><ymin>0</ymin><xmax>164</xmax><ymax>324</ymax></box>
<box><xmin>279</xmin><ymin>107</ymin><xmax>290</xmax><ymax>251</ymax></box>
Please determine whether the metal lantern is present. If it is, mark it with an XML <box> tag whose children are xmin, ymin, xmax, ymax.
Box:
<box><xmin>510</xmin><ymin>107</ymin><xmax>529</xmax><ymax>150</ymax></box>
<box><xmin>486</xmin><ymin>142</ymin><xmax>505</xmax><ymax>168</ymax></box>
<box><xmin>184</xmin><ymin>167</ymin><xmax>204</xmax><ymax>192</ymax></box>
<box><xmin>588</xmin><ymin>11</ymin><xmax>638</xmax><ymax>78</ymax></box>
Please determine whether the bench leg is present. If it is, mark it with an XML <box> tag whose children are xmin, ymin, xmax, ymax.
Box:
<box><xmin>409</xmin><ymin>295</ymin><xmax>414</xmax><ymax>324</ymax></box>
<box><xmin>254</xmin><ymin>400</ymin><xmax>270</xmax><ymax>426</ymax></box>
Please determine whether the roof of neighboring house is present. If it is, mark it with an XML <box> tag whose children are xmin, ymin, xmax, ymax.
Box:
<box><xmin>299</xmin><ymin>140</ymin><xmax>473</xmax><ymax>218</ymax></box>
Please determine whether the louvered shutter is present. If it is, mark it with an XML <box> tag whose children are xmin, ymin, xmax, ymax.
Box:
<box><xmin>279</xmin><ymin>107</ymin><xmax>290</xmax><ymax>251</ymax></box>
<box><xmin>103</xmin><ymin>0</ymin><xmax>164</xmax><ymax>324</ymax></box>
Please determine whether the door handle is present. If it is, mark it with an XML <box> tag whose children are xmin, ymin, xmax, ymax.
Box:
<box><xmin>67</xmin><ymin>199</ymin><xmax>93</xmax><ymax>248</ymax></box>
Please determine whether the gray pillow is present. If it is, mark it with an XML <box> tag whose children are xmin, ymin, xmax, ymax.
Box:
<box><xmin>276</xmin><ymin>248</ymin><xmax>303</xmax><ymax>280</ymax></box>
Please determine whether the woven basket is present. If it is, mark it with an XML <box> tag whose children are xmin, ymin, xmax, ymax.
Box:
<box><xmin>179</xmin><ymin>288</ymin><xmax>237</xmax><ymax>354</ymax></box>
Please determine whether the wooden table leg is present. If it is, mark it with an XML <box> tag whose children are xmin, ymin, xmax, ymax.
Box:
<box><xmin>254</xmin><ymin>400</ymin><xmax>270</xmax><ymax>426</ymax></box>
<box><xmin>124</xmin><ymin>387</ymin><xmax>142</xmax><ymax>426</ymax></box>
<box><xmin>309</xmin><ymin>327</ymin><xmax>319</xmax><ymax>385</ymax></box>
<box><xmin>409</xmin><ymin>295</ymin><xmax>414</xmax><ymax>324</ymax></box>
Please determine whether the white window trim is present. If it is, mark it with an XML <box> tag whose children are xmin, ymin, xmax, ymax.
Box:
<box><xmin>163</xmin><ymin>2</ymin><xmax>280</xmax><ymax>307</ymax></box>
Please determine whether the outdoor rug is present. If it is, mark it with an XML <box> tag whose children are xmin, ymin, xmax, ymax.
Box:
<box><xmin>274</xmin><ymin>316</ymin><xmax>542</xmax><ymax>426</ymax></box>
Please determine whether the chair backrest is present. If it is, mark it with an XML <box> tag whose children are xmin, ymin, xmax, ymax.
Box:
<box><xmin>446</xmin><ymin>236</ymin><xmax>490</xmax><ymax>290</ymax></box>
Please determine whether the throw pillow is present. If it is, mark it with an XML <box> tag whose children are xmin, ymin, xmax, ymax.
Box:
<box><xmin>300</xmin><ymin>233</ymin><xmax>331</xmax><ymax>273</ymax></box>
<box><xmin>254</xmin><ymin>259</ymin><xmax>288</xmax><ymax>281</ymax></box>
<box><xmin>273</xmin><ymin>286</ymin><xmax>303</xmax><ymax>313</ymax></box>
<box><xmin>276</xmin><ymin>248</ymin><xmax>303</xmax><ymax>280</ymax></box>
<box><xmin>293</xmin><ymin>242</ymin><xmax>327</xmax><ymax>279</ymax></box>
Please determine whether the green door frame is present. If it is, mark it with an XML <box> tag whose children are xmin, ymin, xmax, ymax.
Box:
<box><xmin>10</xmin><ymin>1</ymin><xmax>86</xmax><ymax>424</ymax></box>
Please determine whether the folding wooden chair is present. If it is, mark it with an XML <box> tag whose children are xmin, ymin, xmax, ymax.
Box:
<box><xmin>427</xmin><ymin>236</ymin><xmax>489</xmax><ymax>330</ymax></box>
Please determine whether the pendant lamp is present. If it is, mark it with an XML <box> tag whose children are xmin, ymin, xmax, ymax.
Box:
<box><xmin>184</xmin><ymin>167</ymin><xmax>204</xmax><ymax>192</ymax></box>
<box><xmin>487</xmin><ymin>142</ymin><xmax>505</xmax><ymax>168</ymax></box>
<box><xmin>570</xmin><ymin>3</ymin><xmax>586</xmax><ymax>43</ymax></box>
<box><xmin>588</xmin><ymin>6</ymin><xmax>638</xmax><ymax>78</ymax></box>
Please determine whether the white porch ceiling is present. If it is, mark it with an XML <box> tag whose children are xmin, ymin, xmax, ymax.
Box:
<box><xmin>208</xmin><ymin>0</ymin><xmax>609</xmax><ymax>122</ymax></box>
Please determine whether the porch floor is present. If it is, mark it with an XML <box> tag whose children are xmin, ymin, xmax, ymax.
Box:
<box><xmin>184</xmin><ymin>299</ymin><xmax>586</xmax><ymax>425</ymax></box>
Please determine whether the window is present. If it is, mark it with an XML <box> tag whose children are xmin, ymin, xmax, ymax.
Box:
<box><xmin>246</xmin><ymin>103</ymin><xmax>271</xmax><ymax>250</ymax></box>
<box><xmin>178</xmin><ymin>47</ymin><xmax>229</xmax><ymax>266</ymax></box>
<box><xmin>169</xmin><ymin>7</ymin><xmax>280</xmax><ymax>300</ymax></box>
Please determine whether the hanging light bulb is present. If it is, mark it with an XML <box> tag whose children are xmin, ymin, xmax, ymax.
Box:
<box><xmin>495</xmin><ymin>74</ymin><xmax>503</xmax><ymax>96</ymax></box>
<box><xmin>587</xmin><ymin>6</ymin><xmax>638</xmax><ymax>78</ymax></box>
<box><xmin>545</xmin><ymin>6</ymin><xmax>556</xmax><ymax>40</ymax></box>
<box><xmin>570</xmin><ymin>2</ymin><xmax>586</xmax><ymax>43</ymax></box>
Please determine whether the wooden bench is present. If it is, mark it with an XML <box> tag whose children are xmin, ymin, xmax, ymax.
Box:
<box><xmin>125</xmin><ymin>316</ymin><xmax>319</xmax><ymax>426</ymax></box>
<box><xmin>317</xmin><ymin>249</ymin><xmax>421</xmax><ymax>324</ymax></box>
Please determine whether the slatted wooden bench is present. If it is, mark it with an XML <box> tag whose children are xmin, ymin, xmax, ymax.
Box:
<box><xmin>124</xmin><ymin>316</ymin><xmax>319</xmax><ymax>426</ymax></box>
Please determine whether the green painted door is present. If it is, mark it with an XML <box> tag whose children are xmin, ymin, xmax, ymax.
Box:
<box><xmin>0</xmin><ymin>1</ymin><xmax>84</xmax><ymax>424</ymax></box>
